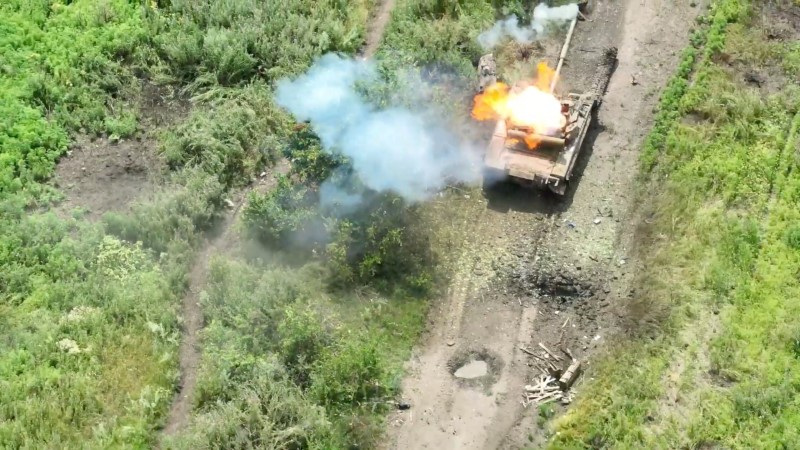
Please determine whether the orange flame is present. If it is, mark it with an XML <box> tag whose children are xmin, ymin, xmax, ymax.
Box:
<box><xmin>472</xmin><ymin>62</ymin><xmax>565</xmax><ymax>149</ymax></box>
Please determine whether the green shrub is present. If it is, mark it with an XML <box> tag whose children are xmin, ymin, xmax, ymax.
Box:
<box><xmin>103</xmin><ymin>108</ymin><xmax>138</xmax><ymax>138</ymax></box>
<box><xmin>243</xmin><ymin>176</ymin><xmax>321</xmax><ymax>248</ymax></box>
<box><xmin>0</xmin><ymin>213</ymin><xmax>178</xmax><ymax>448</ymax></box>
<box><xmin>786</xmin><ymin>225</ymin><xmax>800</xmax><ymax>250</ymax></box>
<box><xmin>310</xmin><ymin>334</ymin><xmax>390</xmax><ymax>409</ymax></box>
<box><xmin>161</xmin><ymin>85</ymin><xmax>287</xmax><ymax>188</ymax></box>
<box><xmin>155</xmin><ymin>0</ymin><xmax>371</xmax><ymax>87</ymax></box>
<box><xmin>379</xmin><ymin>0</ymin><xmax>493</xmax><ymax>74</ymax></box>
<box><xmin>0</xmin><ymin>0</ymin><xmax>150</xmax><ymax>202</ymax></box>
<box><xmin>279</xmin><ymin>306</ymin><xmax>332</xmax><ymax>388</ymax></box>
<box><xmin>284</xmin><ymin>127</ymin><xmax>343</xmax><ymax>183</ymax></box>
<box><xmin>103</xmin><ymin>168</ymin><xmax>225</xmax><ymax>253</ymax></box>
<box><xmin>175</xmin><ymin>360</ymin><xmax>338</xmax><ymax>450</ymax></box>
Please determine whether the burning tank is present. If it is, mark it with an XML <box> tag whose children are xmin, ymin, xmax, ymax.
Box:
<box><xmin>474</xmin><ymin>21</ymin><xmax>617</xmax><ymax>195</ymax></box>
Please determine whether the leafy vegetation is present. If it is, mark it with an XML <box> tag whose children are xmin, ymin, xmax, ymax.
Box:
<box><xmin>551</xmin><ymin>0</ymin><xmax>800</xmax><ymax>447</ymax></box>
<box><xmin>0</xmin><ymin>0</ymin><xmax>151</xmax><ymax>204</ymax></box>
<box><xmin>1</xmin><ymin>0</ymin><xmax>375</xmax><ymax>446</ymax></box>
<box><xmin>169</xmin><ymin>256</ymin><xmax>426</xmax><ymax>448</ymax></box>
<box><xmin>14</xmin><ymin>0</ymin><xmax>798</xmax><ymax>447</ymax></box>
<box><xmin>0</xmin><ymin>213</ymin><xmax>179</xmax><ymax>447</ymax></box>
<box><xmin>152</xmin><ymin>0</ymin><xmax>372</xmax><ymax>89</ymax></box>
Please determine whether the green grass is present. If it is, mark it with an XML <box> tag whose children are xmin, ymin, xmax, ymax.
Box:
<box><xmin>0</xmin><ymin>215</ymin><xmax>180</xmax><ymax>447</ymax></box>
<box><xmin>0</xmin><ymin>0</ymin><xmax>376</xmax><ymax>447</ymax></box>
<box><xmin>15</xmin><ymin>0</ymin><xmax>799</xmax><ymax>447</ymax></box>
<box><xmin>168</xmin><ymin>258</ymin><xmax>427</xmax><ymax>448</ymax></box>
<box><xmin>0</xmin><ymin>0</ymin><xmax>151</xmax><ymax>204</ymax></box>
<box><xmin>550</xmin><ymin>0</ymin><xmax>800</xmax><ymax>447</ymax></box>
<box><xmin>0</xmin><ymin>2</ymin><xmax>178</xmax><ymax>446</ymax></box>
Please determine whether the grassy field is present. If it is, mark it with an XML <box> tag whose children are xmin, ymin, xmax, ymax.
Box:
<box><xmin>1</xmin><ymin>2</ymin><xmax>175</xmax><ymax>446</ymax></box>
<box><xmin>6</xmin><ymin>0</ymin><xmax>799</xmax><ymax>447</ymax></box>
<box><xmin>550</xmin><ymin>0</ymin><xmax>800</xmax><ymax>447</ymax></box>
<box><xmin>0</xmin><ymin>0</ymin><xmax>373</xmax><ymax>447</ymax></box>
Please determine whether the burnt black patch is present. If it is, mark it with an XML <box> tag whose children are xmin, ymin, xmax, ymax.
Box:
<box><xmin>534</xmin><ymin>271</ymin><xmax>596</xmax><ymax>306</ymax></box>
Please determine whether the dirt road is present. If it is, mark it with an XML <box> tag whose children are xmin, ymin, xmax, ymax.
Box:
<box><xmin>385</xmin><ymin>0</ymin><xmax>701</xmax><ymax>448</ymax></box>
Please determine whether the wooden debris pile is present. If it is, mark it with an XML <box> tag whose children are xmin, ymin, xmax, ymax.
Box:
<box><xmin>519</xmin><ymin>343</ymin><xmax>582</xmax><ymax>408</ymax></box>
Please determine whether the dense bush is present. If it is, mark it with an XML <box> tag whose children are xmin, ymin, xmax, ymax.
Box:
<box><xmin>175</xmin><ymin>359</ymin><xmax>338</xmax><ymax>450</ymax></box>
<box><xmin>243</xmin><ymin>176</ymin><xmax>321</xmax><ymax>248</ymax></box>
<box><xmin>0</xmin><ymin>212</ymin><xmax>178</xmax><ymax>447</ymax></box>
<box><xmin>182</xmin><ymin>258</ymin><xmax>402</xmax><ymax>447</ymax></box>
<box><xmin>0</xmin><ymin>0</ymin><xmax>150</xmax><ymax>203</ymax></box>
<box><xmin>161</xmin><ymin>83</ymin><xmax>289</xmax><ymax>188</ymax></box>
<box><xmin>154</xmin><ymin>0</ymin><xmax>372</xmax><ymax>88</ymax></box>
<box><xmin>279</xmin><ymin>306</ymin><xmax>331</xmax><ymax>388</ymax></box>
<box><xmin>310</xmin><ymin>335</ymin><xmax>390</xmax><ymax>409</ymax></box>
<box><xmin>325</xmin><ymin>197</ymin><xmax>434</xmax><ymax>292</ymax></box>
<box><xmin>379</xmin><ymin>0</ymin><xmax>493</xmax><ymax>74</ymax></box>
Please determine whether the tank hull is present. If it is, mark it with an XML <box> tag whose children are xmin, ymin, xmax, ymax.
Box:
<box><xmin>481</xmin><ymin>48</ymin><xmax>617</xmax><ymax>195</ymax></box>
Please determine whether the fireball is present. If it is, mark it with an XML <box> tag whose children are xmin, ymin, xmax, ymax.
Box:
<box><xmin>472</xmin><ymin>62</ymin><xmax>566</xmax><ymax>149</ymax></box>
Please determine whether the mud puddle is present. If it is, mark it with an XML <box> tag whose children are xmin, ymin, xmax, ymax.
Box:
<box><xmin>454</xmin><ymin>360</ymin><xmax>489</xmax><ymax>379</ymax></box>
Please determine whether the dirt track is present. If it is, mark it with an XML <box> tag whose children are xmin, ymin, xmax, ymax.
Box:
<box><xmin>161</xmin><ymin>0</ymin><xmax>393</xmax><ymax>437</ymax></box>
<box><xmin>385</xmin><ymin>0</ymin><xmax>702</xmax><ymax>447</ymax></box>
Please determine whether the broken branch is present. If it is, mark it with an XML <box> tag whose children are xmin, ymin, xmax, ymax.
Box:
<box><xmin>539</xmin><ymin>343</ymin><xmax>563</xmax><ymax>361</ymax></box>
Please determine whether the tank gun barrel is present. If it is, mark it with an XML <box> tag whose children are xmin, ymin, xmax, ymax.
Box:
<box><xmin>550</xmin><ymin>16</ymin><xmax>578</xmax><ymax>93</ymax></box>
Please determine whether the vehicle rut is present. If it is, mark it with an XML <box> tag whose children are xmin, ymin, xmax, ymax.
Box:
<box><xmin>385</xmin><ymin>0</ymin><xmax>703</xmax><ymax>447</ymax></box>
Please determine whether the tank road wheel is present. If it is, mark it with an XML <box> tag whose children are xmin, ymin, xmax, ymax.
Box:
<box><xmin>548</xmin><ymin>180</ymin><xmax>568</xmax><ymax>196</ymax></box>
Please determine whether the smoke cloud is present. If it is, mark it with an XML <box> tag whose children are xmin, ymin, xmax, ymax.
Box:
<box><xmin>478</xmin><ymin>3</ymin><xmax>579</xmax><ymax>50</ymax></box>
<box><xmin>275</xmin><ymin>54</ymin><xmax>480</xmax><ymax>205</ymax></box>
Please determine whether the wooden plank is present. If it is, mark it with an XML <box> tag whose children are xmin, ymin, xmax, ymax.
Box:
<box><xmin>558</xmin><ymin>360</ymin><xmax>582</xmax><ymax>390</ymax></box>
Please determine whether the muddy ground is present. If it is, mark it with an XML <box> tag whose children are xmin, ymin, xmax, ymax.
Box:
<box><xmin>54</xmin><ymin>84</ymin><xmax>188</xmax><ymax>220</ymax></box>
<box><xmin>384</xmin><ymin>0</ymin><xmax>703</xmax><ymax>448</ymax></box>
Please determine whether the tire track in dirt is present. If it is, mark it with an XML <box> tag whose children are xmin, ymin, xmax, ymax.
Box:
<box><xmin>386</xmin><ymin>196</ymin><xmax>555</xmax><ymax>449</ymax></box>
<box><xmin>386</xmin><ymin>0</ymin><xmax>702</xmax><ymax>447</ymax></box>
<box><xmin>161</xmin><ymin>195</ymin><xmax>243</xmax><ymax>437</ymax></box>
<box><xmin>362</xmin><ymin>0</ymin><xmax>396</xmax><ymax>59</ymax></box>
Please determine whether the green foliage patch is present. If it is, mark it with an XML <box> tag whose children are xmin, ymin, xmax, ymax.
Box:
<box><xmin>0</xmin><ymin>0</ymin><xmax>375</xmax><ymax>446</ymax></box>
<box><xmin>0</xmin><ymin>0</ymin><xmax>150</xmax><ymax>203</ymax></box>
<box><xmin>153</xmin><ymin>0</ymin><xmax>372</xmax><ymax>89</ymax></box>
<box><xmin>167</xmin><ymin>258</ymin><xmax>421</xmax><ymax>448</ymax></box>
<box><xmin>0</xmin><ymin>212</ymin><xmax>178</xmax><ymax>447</ymax></box>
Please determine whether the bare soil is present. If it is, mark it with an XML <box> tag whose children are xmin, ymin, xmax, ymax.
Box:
<box><xmin>54</xmin><ymin>84</ymin><xmax>188</xmax><ymax>220</ymax></box>
<box><xmin>362</xmin><ymin>0</ymin><xmax>396</xmax><ymax>59</ymax></box>
<box><xmin>384</xmin><ymin>0</ymin><xmax>703</xmax><ymax>448</ymax></box>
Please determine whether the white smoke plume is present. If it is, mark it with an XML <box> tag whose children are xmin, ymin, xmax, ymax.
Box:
<box><xmin>275</xmin><ymin>54</ymin><xmax>480</xmax><ymax>205</ymax></box>
<box><xmin>478</xmin><ymin>3</ymin><xmax>579</xmax><ymax>50</ymax></box>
